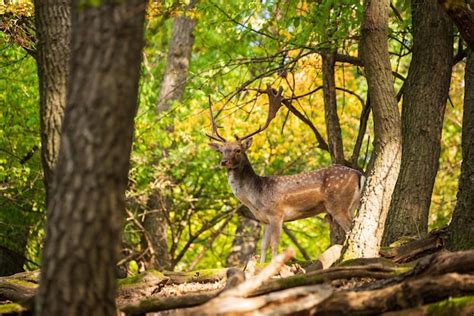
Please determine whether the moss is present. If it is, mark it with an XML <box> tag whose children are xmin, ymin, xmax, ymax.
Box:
<box><xmin>338</xmin><ymin>257</ymin><xmax>397</xmax><ymax>267</ymax></box>
<box><xmin>427</xmin><ymin>295</ymin><xmax>474</xmax><ymax>315</ymax></box>
<box><xmin>393</xmin><ymin>265</ymin><xmax>413</xmax><ymax>275</ymax></box>
<box><xmin>0</xmin><ymin>303</ymin><xmax>26</xmax><ymax>313</ymax></box>
<box><xmin>6</xmin><ymin>278</ymin><xmax>38</xmax><ymax>288</ymax></box>
<box><xmin>186</xmin><ymin>268</ymin><xmax>224</xmax><ymax>278</ymax></box>
<box><xmin>118</xmin><ymin>270</ymin><xmax>166</xmax><ymax>287</ymax></box>
<box><xmin>389</xmin><ymin>236</ymin><xmax>418</xmax><ymax>248</ymax></box>
<box><xmin>164</xmin><ymin>268</ymin><xmax>228</xmax><ymax>283</ymax></box>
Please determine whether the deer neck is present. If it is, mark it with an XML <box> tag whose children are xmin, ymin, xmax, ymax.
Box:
<box><xmin>227</xmin><ymin>155</ymin><xmax>262</xmax><ymax>193</ymax></box>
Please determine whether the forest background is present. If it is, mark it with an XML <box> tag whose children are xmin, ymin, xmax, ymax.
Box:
<box><xmin>0</xmin><ymin>0</ymin><xmax>467</xmax><ymax>276</ymax></box>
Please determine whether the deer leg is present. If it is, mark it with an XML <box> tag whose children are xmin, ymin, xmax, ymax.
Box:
<box><xmin>269</xmin><ymin>218</ymin><xmax>283</xmax><ymax>259</ymax></box>
<box><xmin>260</xmin><ymin>224</ymin><xmax>271</xmax><ymax>263</ymax></box>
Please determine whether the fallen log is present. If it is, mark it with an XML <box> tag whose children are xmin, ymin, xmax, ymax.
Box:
<box><xmin>182</xmin><ymin>284</ymin><xmax>333</xmax><ymax>316</ymax></box>
<box><xmin>249</xmin><ymin>262</ymin><xmax>397</xmax><ymax>297</ymax></box>
<box><xmin>119</xmin><ymin>289</ymin><xmax>222</xmax><ymax>315</ymax></box>
<box><xmin>365</xmin><ymin>249</ymin><xmax>474</xmax><ymax>290</ymax></box>
<box><xmin>118</xmin><ymin>270</ymin><xmax>170</xmax><ymax>300</ymax></box>
<box><xmin>0</xmin><ymin>275</ymin><xmax>37</xmax><ymax>309</ymax></box>
<box><xmin>315</xmin><ymin>273</ymin><xmax>474</xmax><ymax>315</ymax></box>
<box><xmin>382</xmin><ymin>295</ymin><xmax>474</xmax><ymax>316</ymax></box>
<box><xmin>380</xmin><ymin>227</ymin><xmax>447</xmax><ymax>263</ymax></box>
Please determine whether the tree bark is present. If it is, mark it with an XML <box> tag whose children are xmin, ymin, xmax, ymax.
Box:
<box><xmin>227</xmin><ymin>211</ymin><xmax>261</xmax><ymax>266</ymax></box>
<box><xmin>156</xmin><ymin>0</ymin><xmax>197</xmax><ymax>113</ymax></box>
<box><xmin>142</xmin><ymin>191</ymin><xmax>172</xmax><ymax>271</ymax></box>
<box><xmin>35</xmin><ymin>1</ymin><xmax>146</xmax><ymax>315</ymax></box>
<box><xmin>438</xmin><ymin>0</ymin><xmax>474</xmax><ymax>49</ymax></box>
<box><xmin>34</xmin><ymin>0</ymin><xmax>70</xmax><ymax>203</ymax></box>
<box><xmin>447</xmin><ymin>49</ymin><xmax>474</xmax><ymax>250</ymax></box>
<box><xmin>321</xmin><ymin>51</ymin><xmax>350</xmax><ymax>246</ymax></box>
<box><xmin>343</xmin><ymin>0</ymin><xmax>401</xmax><ymax>259</ymax></box>
<box><xmin>382</xmin><ymin>0</ymin><xmax>453</xmax><ymax>246</ymax></box>
<box><xmin>322</xmin><ymin>51</ymin><xmax>345</xmax><ymax>165</ymax></box>
<box><xmin>0</xmin><ymin>246</ymin><xmax>25</xmax><ymax>277</ymax></box>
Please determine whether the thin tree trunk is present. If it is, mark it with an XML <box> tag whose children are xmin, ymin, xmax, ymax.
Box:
<box><xmin>34</xmin><ymin>0</ymin><xmax>70</xmax><ymax>203</ymax></box>
<box><xmin>322</xmin><ymin>51</ymin><xmax>345</xmax><ymax>165</ymax></box>
<box><xmin>157</xmin><ymin>0</ymin><xmax>197</xmax><ymax>113</ymax></box>
<box><xmin>382</xmin><ymin>0</ymin><xmax>453</xmax><ymax>246</ymax></box>
<box><xmin>142</xmin><ymin>2</ymin><xmax>197</xmax><ymax>270</ymax></box>
<box><xmin>343</xmin><ymin>0</ymin><xmax>401</xmax><ymax>259</ymax></box>
<box><xmin>227</xmin><ymin>210</ymin><xmax>261</xmax><ymax>266</ymax></box>
<box><xmin>143</xmin><ymin>192</ymin><xmax>172</xmax><ymax>271</ymax></box>
<box><xmin>447</xmin><ymin>49</ymin><xmax>474</xmax><ymax>250</ymax></box>
<box><xmin>35</xmin><ymin>1</ymin><xmax>146</xmax><ymax>315</ymax></box>
<box><xmin>322</xmin><ymin>51</ymin><xmax>347</xmax><ymax>245</ymax></box>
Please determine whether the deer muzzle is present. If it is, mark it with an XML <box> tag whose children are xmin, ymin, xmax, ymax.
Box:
<box><xmin>220</xmin><ymin>159</ymin><xmax>233</xmax><ymax>168</ymax></box>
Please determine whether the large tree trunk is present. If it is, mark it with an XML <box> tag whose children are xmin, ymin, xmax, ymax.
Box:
<box><xmin>35</xmin><ymin>1</ymin><xmax>146</xmax><ymax>315</ymax></box>
<box><xmin>382</xmin><ymin>0</ymin><xmax>453</xmax><ymax>246</ymax></box>
<box><xmin>343</xmin><ymin>0</ymin><xmax>401</xmax><ymax>259</ymax></box>
<box><xmin>34</xmin><ymin>0</ymin><xmax>70</xmax><ymax>203</ymax></box>
<box><xmin>447</xmin><ymin>49</ymin><xmax>474</xmax><ymax>250</ymax></box>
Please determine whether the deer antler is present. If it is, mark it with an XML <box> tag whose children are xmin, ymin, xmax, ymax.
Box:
<box><xmin>238</xmin><ymin>84</ymin><xmax>284</xmax><ymax>141</ymax></box>
<box><xmin>206</xmin><ymin>96</ymin><xmax>227</xmax><ymax>142</ymax></box>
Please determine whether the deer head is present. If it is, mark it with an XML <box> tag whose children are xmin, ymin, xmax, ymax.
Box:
<box><xmin>207</xmin><ymin>84</ymin><xmax>284</xmax><ymax>169</ymax></box>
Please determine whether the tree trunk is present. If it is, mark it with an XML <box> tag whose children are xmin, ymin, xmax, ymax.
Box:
<box><xmin>142</xmin><ymin>2</ymin><xmax>197</xmax><ymax>270</ymax></box>
<box><xmin>0</xmin><ymin>246</ymin><xmax>25</xmax><ymax>277</ymax></box>
<box><xmin>156</xmin><ymin>0</ymin><xmax>197</xmax><ymax>113</ymax></box>
<box><xmin>447</xmin><ymin>49</ymin><xmax>474</xmax><ymax>250</ymax></box>
<box><xmin>34</xmin><ymin>0</ymin><xmax>70</xmax><ymax>203</ymax></box>
<box><xmin>382</xmin><ymin>0</ymin><xmax>453</xmax><ymax>246</ymax></box>
<box><xmin>343</xmin><ymin>0</ymin><xmax>401</xmax><ymax>259</ymax></box>
<box><xmin>142</xmin><ymin>191</ymin><xmax>172</xmax><ymax>271</ymax></box>
<box><xmin>322</xmin><ymin>51</ymin><xmax>345</xmax><ymax>165</ymax></box>
<box><xmin>322</xmin><ymin>51</ymin><xmax>347</xmax><ymax>245</ymax></box>
<box><xmin>227</xmin><ymin>210</ymin><xmax>261</xmax><ymax>266</ymax></box>
<box><xmin>438</xmin><ymin>0</ymin><xmax>474</xmax><ymax>49</ymax></box>
<box><xmin>35</xmin><ymin>1</ymin><xmax>146</xmax><ymax>315</ymax></box>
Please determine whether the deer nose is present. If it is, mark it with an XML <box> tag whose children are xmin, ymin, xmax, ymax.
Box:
<box><xmin>220</xmin><ymin>159</ymin><xmax>229</xmax><ymax>167</ymax></box>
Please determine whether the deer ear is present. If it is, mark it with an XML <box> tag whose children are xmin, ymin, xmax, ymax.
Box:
<box><xmin>208</xmin><ymin>142</ymin><xmax>223</xmax><ymax>152</ymax></box>
<box><xmin>242</xmin><ymin>137</ymin><xmax>253</xmax><ymax>150</ymax></box>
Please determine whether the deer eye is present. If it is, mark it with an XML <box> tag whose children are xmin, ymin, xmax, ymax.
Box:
<box><xmin>235</xmin><ymin>149</ymin><xmax>241</xmax><ymax>154</ymax></box>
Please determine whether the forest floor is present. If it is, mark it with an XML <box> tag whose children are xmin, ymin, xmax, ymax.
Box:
<box><xmin>1</xmin><ymin>228</ymin><xmax>473</xmax><ymax>315</ymax></box>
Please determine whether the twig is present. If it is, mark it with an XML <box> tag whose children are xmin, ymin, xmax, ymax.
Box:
<box><xmin>221</xmin><ymin>248</ymin><xmax>295</xmax><ymax>298</ymax></box>
<box><xmin>351</xmin><ymin>98</ymin><xmax>371</xmax><ymax>168</ymax></box>
<box><xmin>283</xmin><ymin>226</ymin><xmax>311</xmax><ymax>261</ymax></box>
<box><xmin>187</xmin><ymin>207</ymin><xmax>238</xmax><ymax>270</ymax></box>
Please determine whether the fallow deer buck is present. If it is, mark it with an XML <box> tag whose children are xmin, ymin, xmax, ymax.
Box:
<box><xmin>207</xmin><ymin>85</ymin><xmax>365</xmax><ymax>262</ymax></box>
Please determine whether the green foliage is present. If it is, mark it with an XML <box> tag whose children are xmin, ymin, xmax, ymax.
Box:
<box><xmin>0</xmin><ymin>33</ymin><xmax>44</xmax><ymax>270</ymax></box>
<box><xmin>0</xmin><ymin>0</ymin><xmax>465</xmax><ymax>273</ymax></box>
